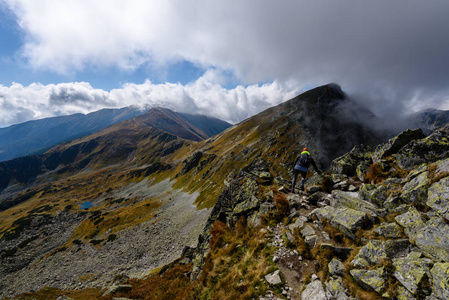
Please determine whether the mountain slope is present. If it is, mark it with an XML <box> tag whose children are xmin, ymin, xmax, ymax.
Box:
<box><xmin>178</xmin><ymin>112</ymin><xmax>233</xmax><ymax>137</ymax></box>
<box><xmin>410</xmin><ymin>108</ymin><xmax>449</xmax><ymax>132</ymax></box>
<box><xmin>0</xmin><ymin>107</ymin><xmax>145</xmax><ymax>162</ymax></box>
<box><xmin>0</xmin><ymin>84</ymin><xmax>388</xmax><ymax>298</ymax></box>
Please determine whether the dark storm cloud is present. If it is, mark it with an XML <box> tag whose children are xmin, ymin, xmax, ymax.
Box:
<box><xmin>1</xmin><ymin>0</ymin><xmax>449</xmax><ymax>126</ymax></box>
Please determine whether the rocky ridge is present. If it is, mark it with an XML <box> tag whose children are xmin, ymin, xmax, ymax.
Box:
<box><xmin>158</xmin><ymin>125</ymin><xmax>449</xmax><ymax>299</ymax></box>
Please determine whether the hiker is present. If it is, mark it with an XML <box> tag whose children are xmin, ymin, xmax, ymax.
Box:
<box><xmin>291</xmin><ymin>147</ymin><xmax>321</xmax><ymax>192</ymax></box>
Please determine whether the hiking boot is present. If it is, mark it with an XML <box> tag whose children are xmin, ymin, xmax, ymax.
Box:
<box><xmin>300</xmin><ymin>185</ymin><xmax>304</xmax><ymax>191</ymax></box>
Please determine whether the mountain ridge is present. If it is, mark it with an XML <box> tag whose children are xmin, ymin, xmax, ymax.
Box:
<box><xmin>2</xmin><ymin>84</ymin><xmax>449</xmax><ymax>298</ymax></box>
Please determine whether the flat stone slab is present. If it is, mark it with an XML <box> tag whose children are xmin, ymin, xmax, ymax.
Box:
<box><xmin>314</xmin><ymin>206</ymin><xmax>369</xmax><ymax>240</ymax></box>
<box><xmin>350</xmin><ymin>267</ymin><xmax>386</xmax><ymax>294</ymax></box>
<box><xmin>265</xmin><ymin>270</ymin><xmax>282</xmax><ymax>285</ymax></box>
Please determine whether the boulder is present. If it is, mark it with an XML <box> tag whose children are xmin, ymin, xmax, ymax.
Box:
<box><xmin>233</xmin><ymin>196</ymin><xmax>260</xmax><ymax>215</ymax></box>
<box><xmin>414</xmin><ymin>217</ymin><xmax>449</xmax><ymax>262</ymax></box>
<box><xmin>351</xmin><ymin>239</ymin><xmax>411</xmax><ymax>268</ymax></box>
<box><xmin>330</xmin><ymin>144</ymin><xmax>373</xmax><ymax>177</ymax></box>
<box><xmin>350</xmin><ymin>267</ymin><xmax>386</xmax><ymax>294</ymax></box>
<box><xmin>325</xmin><ymin>276</ymin><xmax>352</xmax><ymax>300</ymax></box>
<box><xmin>373</xmin><ymin>222</ymin><xmax>403</xmax><ymax>239</ymax></box>
<box><xmin>396</xmin><ymin>285</ymin><xmax>418</xmax><ymax>300</ymax></box>
<box><xmin>393</xmin><ymin>252</ymin><xmax>433</xmax><ymax>295</ymax></box>
<box><xmin>430</xmin><ymin>263</ymin><xmax>449</xmax><ymax>299</ymax></box>
<box><xmin>313</xmin><ymin>206</ymin><xmax>369</xmax><ymax>240</ymax></box>
<box><xmin>359</xmin><ymin>184</ymin><xmax>388</xmax><ymax>206</ymax></box>
<box><xmin>401</xmin><ymin>171</ymin><xmax>430</xmax><ymax>205</ymax></box>
<box><xmin>301</xmin><ymin>277</ymin><xmax>327</xmax><ymax>300</ymax></box>
<box><xmin>373</xmin><ymin>129</ymin><xmax>426</xmax><ymax>162</ymax></box>
<box><xmin>395</xmin><ymin>129</ymin><xmax>449</xmax><ymax>170</ymax></box>
<box><xmin>395</xmin><ymin>207</ymin><xmax>425</xmax><ymax>238</ymax></box>
<box><xmin>330</xmin><ymin>190</ymin><xmax>380</xmax><ymax>220</ymax></box>
<box><xmin>427</xmin><ymin>177</ymin><xmax>449</xmax><ymax>219</ymax></box>
<box><xmin>328</xmin><ymin>258</ymin><xmax>345</xmax><ymax>277</ymax></box>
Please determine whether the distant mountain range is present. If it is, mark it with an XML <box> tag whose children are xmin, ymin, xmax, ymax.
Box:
<box><xmin>0</xmin><ymin>107</ymin><xmax>232</xmax><ymax>162</ymax></box>
<box><xmin>409</xmin><ymin>108</ymin><xmax>449</xmax><ymax>132</ymax></box>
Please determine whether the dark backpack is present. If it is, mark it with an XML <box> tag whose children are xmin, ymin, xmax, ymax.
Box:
<box><xmin>299</xmin><ymin>153</ymin><xmax>311</xmax><ymax>167</ymax></box>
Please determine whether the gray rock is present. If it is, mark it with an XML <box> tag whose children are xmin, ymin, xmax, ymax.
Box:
<box><xmin>393</xmin><ymin>252</ymin><xmax>433</xmax><ymax>295</ymax></box>
<box><xmin>430</xmin><ymin>263</ymin><xmax>449</xmax><ymax>300</ymax></box>
<box><xmin>304</xmin><ymin>235</ymin><xmax>318</xmax><ymax>248</ymax></box>
<box><xmin>414</xmin><ymin>217</ymin><xmax>449</xmax><ymax>262</ymax></box>
<box><xmin>395</xmin><ymin>207</ymin><xmax>425</xmax><ymax>238</ymax></box>
<box><xmin>301</xmin><ymin>277</ymin><xmax>327</xmax><ymax>300</ymax></box>
<box><xmin>427</xmin><ymin>177</ymin><xmax>449</xmax><ymax>219</ymax></box>
<box><xmin>359</xmin><ymin>184</ymin><xmax>388</xmax><ymax>206</ymax></box>
<box><xmin>301</xmin><ymin>224</ymin><xmax>316</xmax><ymax>237</ymax></box>
<box><xmin>313</xmin><ymin>206</ymin><xmax>369</xmax><ymax>240</ymax></box>
<box><xmin>401</xmin><ymin>171</ymin><xmax>430</xmax><ymax>205</ymax></box>
<box><xmin>395</xmin><ymin>129</ymin><xmax>449</xmax><ymax>170</ymax></box>
<box><xmin>373</xmin><ymin>222</ymin><xmax>403</xmax><ymax>239</ymax></box>
<box><xmin>351</xmin><ymin>239</ymin><xmax>410</xmax><ymax>268</ymax></box>
<box><xmin>395</xmin><ymin>285</ymin><xmax>417</xmax><ymax>300</ymax></box>
<box><xmin>325</xmin><ymin>276</ymin><xmax>352</xmax><ymax>300</ymax></box>
<box><xmin>328</xmin><ymin>258</ymin><xmax>345</xmax><ymax>277</ymax></box>
<box><xmin>265</xmin><ymin>270</ymin><xmax>282</xmax><ymax>285</ymax></box>
<box><xmin>288</xmin><ymin>216</ymin><xmax>306</xmax><ymax>231</ymax></box>
<box><xmin>233</xmin><ymin>196</ymin><xmax>260</xmax><ymax>215</ymax></box>
<box><xmin>330</xmin><ymin>190</ymin><xmax>380</xmax><ymax>220</ymax></box>
<box><xmin>373</xmin><ymin>129</ymin><xmax>426</xmax><ymax>162</ymax></box>
<box><xmin>350</xmin><ymin>267</ymin><xmax>386</xmax><ymax>294</ymax></box>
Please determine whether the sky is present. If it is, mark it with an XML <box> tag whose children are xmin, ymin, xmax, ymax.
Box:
<box><xmin>0</xmin><ymin>0</ymin><xmax>449</xmax><ymax>127</ymax></box>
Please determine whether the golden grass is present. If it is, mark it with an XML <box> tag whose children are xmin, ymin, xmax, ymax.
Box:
<box><xmin>3</xmin><ymin>287</ymin><xmax>102</xmax><ymax>300</ymax></box>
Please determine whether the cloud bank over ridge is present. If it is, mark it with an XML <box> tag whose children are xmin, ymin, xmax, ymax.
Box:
<box><xmin>1</xmin><ymin>0</ymin><xmax>449</xmax><ymax>126</ymax></box>
<box><xmin>0</xmin><ymin>74</ymin><xmax>300</xmax><ymax>127</ymax></box>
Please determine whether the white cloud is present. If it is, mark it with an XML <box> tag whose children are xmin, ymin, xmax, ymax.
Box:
<box><xmin>2</xmin><ymin>0</ymin><xmax>449</xmax><ymax>120</ymax></box>
<box><xmin>0</xmin><ymin>74</ymin><xmax>300</xmax><ymax>127</ymax></box>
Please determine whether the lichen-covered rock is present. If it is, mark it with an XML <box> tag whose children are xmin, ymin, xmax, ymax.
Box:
<box><xmin>330</xmin><ymin>144</ymin><xmax>373</xmax><ymax>177</ymax></box>
<box><xmin>393</xmin><ymin>252</ymin><xmax>433</xmax><ymax>295</ymax></box>
<box><xmin>415</xmin><ymin>217</ymin><xmax>449</xmax><ymax>262</ymax></box>
<box><xmin>396</xmin><ymin>285</ymin><xmax>417</xmax><ymax>300</ymax></box>
<box><xmin>395</xmin><ymin>207</ymin><xmax>425</xmax><ymax>238</ymax></box>
<box><xmin>350</xmin><ymin>267</ymin><xmax>386</xmax><ymax>294</ymax></box>
<box><xmin>395</xmin><ymin>129</ymin><xmax>449</xmax><ymax>170</ymax></box>
<box><xmin>373</xmin><ymin>222</ymin><xmax>403</xmax><ymax>239</ymax></box>
<box><xmin>401</xmin><ymin>171</ymin><xmax>430</xmax><ymax>205</ymax></box>
<box><xmin>373</xmin><ymin>129</ymin><xmax>426</xmax><ymax>162</ymax></box>
<box><xmin>301</xmin><ymin>277</ymin><xmax>327</xmax><ymax>300</ymax></box>
<box><xmin>430</xmin><ymin>263</ymin><xmax>449</xmax><ymax>300</ymax></box>
<box><xmin>313</xmin><ymin>206</ymin><xmax>369</xmax><ymax>240</ymax></box>
<box><xmin>325</xmin><ymin>276</ymin><xmax>352</xmax><ymax>299</ymax></box>
<box><xmin>427</xmin><ymin>177</ymin><xmax>449</xmax><ymax>219</ymax></box>
<box><xmin>359</xmin><ymin>184</ymin><xmax>389</xmax><ymax>206</ymax></box>
<box><xmin>351</xmin><ymin>239</ymin><xmax>410</xmax><ymax>268</ymax></box>
<box><xmin>233</xmin><ymin>195</ymin><xmax>260</xmax><ymax>215</ymax></box>
<box><xmin>330</xmin><ymin>190</ymin><xmax>380</xmax><ymax>219</ymax></box>
<box><xmin>329</xmin><ymin>258</ymin><xmax>345</xmax><ymax>277</ymax></box>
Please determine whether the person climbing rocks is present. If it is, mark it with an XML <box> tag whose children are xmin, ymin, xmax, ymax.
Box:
<box><xmin>291</xmin><ymin>147</ymin><xmax>321</xmax><ymax>192</ymax></box>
